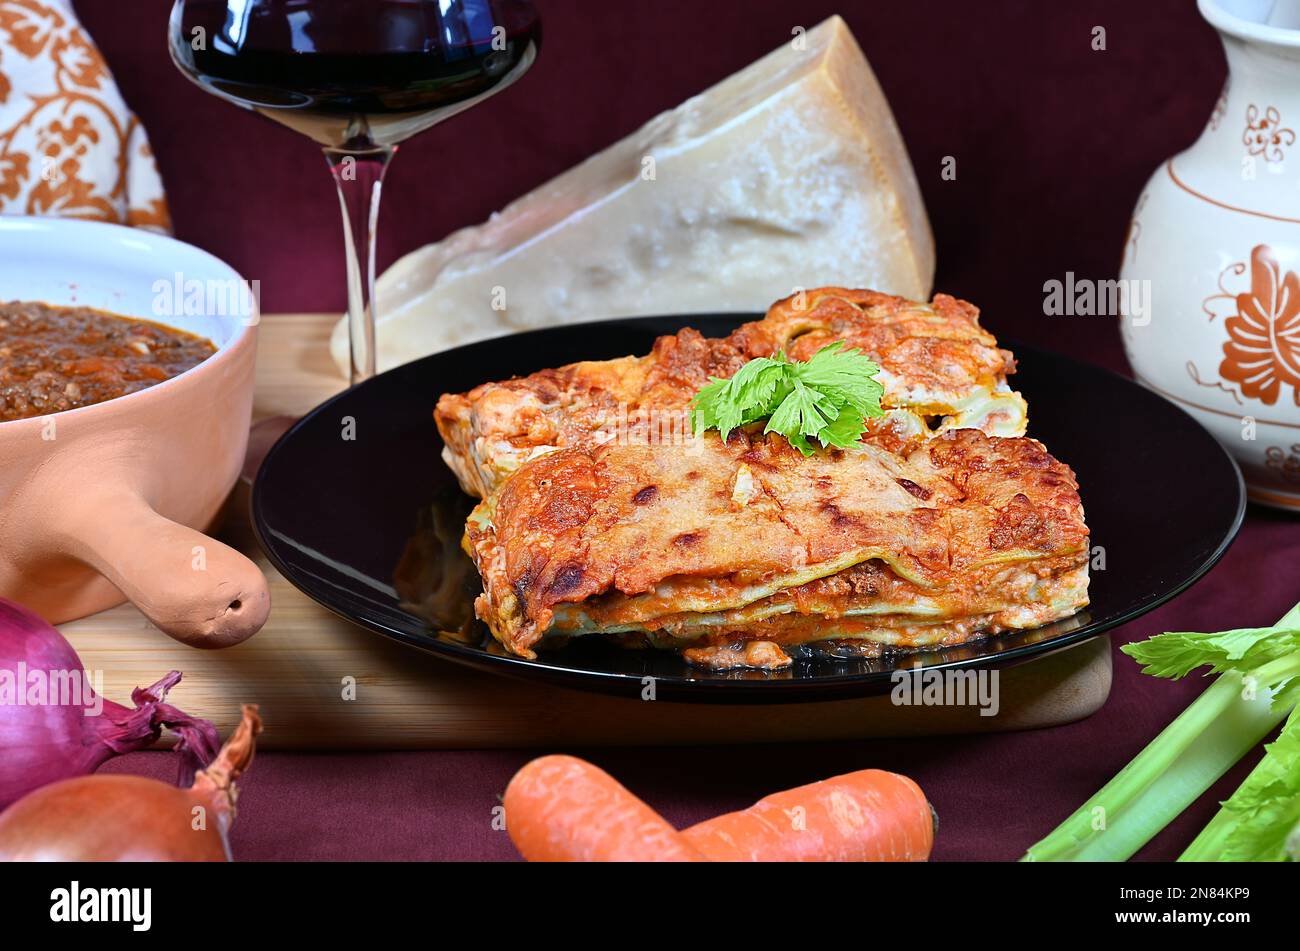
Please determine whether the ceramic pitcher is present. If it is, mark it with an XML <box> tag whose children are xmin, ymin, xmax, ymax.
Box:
<box><xmin>1121</xmin><ymin>0</ymin><xmax>1300</xmax><ymax>510</ymax></box>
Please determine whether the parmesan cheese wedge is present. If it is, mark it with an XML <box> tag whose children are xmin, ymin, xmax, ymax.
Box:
<box><xmin>331</xmin><ymin>15</ymin><xmax>934</xmax><ymax>376</ymax></box>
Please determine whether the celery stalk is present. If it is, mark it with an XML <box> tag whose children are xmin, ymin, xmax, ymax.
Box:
<box><xmin>1179</xmin><ymin>699</ymin><xmax>1300</xmax><ymax>861</ymax></box>
<box><xmin>1023</xmin><ymin>673</ymin><xmax>1281</xmax><ymax>861</ymax></box>
<box><xmin>1178</xmin><ymin>739</ymin><xmax>1271</xmax><ymax>861</ymax></box>
<box><xmin>1022</xmin><ymin>605</ymin><xmax>1300</xmax><ymax>863</ymax></box>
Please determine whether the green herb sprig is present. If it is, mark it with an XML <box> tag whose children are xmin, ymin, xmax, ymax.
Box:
<box><xmin>689</xmin><ymin>343</ymin><xmax>884</xmax><ymax>455</ymax></box>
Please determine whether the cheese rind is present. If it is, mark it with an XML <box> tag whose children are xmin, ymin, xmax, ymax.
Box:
<box><xmin>331</xmin><ymin>16</ymin><xmax>934</xmax><ymax>374</ymax></box>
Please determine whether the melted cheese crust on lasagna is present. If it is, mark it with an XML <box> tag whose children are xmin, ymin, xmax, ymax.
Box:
<box><xmin>436</xmin><ymin>288</ymin><xmax>1028</xmax><ymax>498</ymax></box>
<box><xmin>464</xmin><ymin>428</ymin><xmax>1089</xmax><ymax>660</ymax></box>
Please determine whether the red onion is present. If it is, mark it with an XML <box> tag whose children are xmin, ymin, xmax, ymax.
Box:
<box><xmin>0</xmin><ymin>705</ymin><xmax>261</xmax><ymax>861</ymax></box>
<box><xmin>0</xmin><ymin>596</ymin><xmax>219</xmax><ymax>809</ymax></box>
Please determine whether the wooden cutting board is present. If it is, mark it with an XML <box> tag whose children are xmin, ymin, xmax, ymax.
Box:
<box><xmin>57</xmin><ymin>315</ymin><xmax>1113</xmax><ymax>749</ymax></box>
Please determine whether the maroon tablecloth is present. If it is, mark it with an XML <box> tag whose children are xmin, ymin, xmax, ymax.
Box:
<box><xmin>82</xmin><ymin>1</ymin><xmax>1297</xmax><ymax>861</ymax></box>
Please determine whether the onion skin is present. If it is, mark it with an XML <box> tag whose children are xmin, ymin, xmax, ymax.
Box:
<box><xmin>0</xmin><ymin>705</ymin><xmax>261</xmax><ymax>862</ymax></box>
<box><xmin>0</xmin><ymin>597</ymin><xmax>219</xmax><ymax>808</ymax></box>
<box><xmin>0</xmin><ymin>776</ymin><xmax>232</xmax><ymax>861</ymax></box>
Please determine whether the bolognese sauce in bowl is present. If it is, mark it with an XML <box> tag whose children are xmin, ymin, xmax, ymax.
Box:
<box><xmin>0</xmin><ymin>302</ymin><xmax>217</xmax><ymax>423</ymax></box>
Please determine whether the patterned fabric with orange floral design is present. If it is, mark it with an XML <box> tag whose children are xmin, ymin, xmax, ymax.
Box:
<box><xmin>0</xmin><ymin>0</ymin><xmax>169</xmax><ymax>230</ymax></box>
<box><xmin>1218</xmin><ymin>244</ymin><xmax>1300</xmax><ymax>407</ymax></box>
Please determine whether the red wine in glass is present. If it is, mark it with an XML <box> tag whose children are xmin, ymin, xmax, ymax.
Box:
<box><xmin>169</xmin><ymin>0</ymin><xmax>542</xmax><ymax>383</ymax></box>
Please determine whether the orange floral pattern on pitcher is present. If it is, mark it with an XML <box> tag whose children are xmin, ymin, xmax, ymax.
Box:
<box><xmin>1217</xmin><ymin>245</ymin><xmax>1300</xmax><ymax>407</ymax></box>
<box><xmin>0</xmin><ymin>0</ymin><xmax>170</xmax><ymax>229</ymax></box>
<box><xmin>1243</xmin><ymin>105</ymin><xmax>1295</xmax><ymax>163</ymax></box>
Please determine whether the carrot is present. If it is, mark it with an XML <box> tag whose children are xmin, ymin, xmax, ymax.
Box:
<box><xmin>682</xmin><ymin>769</ymin><xmax>934</xmax><ymax>862</ymax></box>
<box><xmin>504</xmin><ymin>755</ymin><xmax>703</xmax><ymax>862</ymax></box>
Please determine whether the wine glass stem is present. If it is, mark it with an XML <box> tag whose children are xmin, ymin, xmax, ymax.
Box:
<box><xmin>325</xmin><ymin>146</ymin><xmax>395</xmax><ymax>385</ymax></box>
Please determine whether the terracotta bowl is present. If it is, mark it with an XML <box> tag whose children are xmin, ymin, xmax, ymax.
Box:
<box><xmin>0</xmin><ymin>217</ymin><xmax>269</xmax><ymax>647</ymax></box>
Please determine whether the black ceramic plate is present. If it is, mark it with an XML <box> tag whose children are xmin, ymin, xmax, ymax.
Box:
<box><xmin>252</xmin><ymin>315</ymin><xmax>1245</xmax><ymax>703</ymax></box>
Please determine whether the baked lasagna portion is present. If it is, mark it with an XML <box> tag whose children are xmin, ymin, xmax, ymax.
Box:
<box><xmin>463</xmin><ymin>428</ymin><xmax>1089</xmax><ymax>667</ymax></box>
<box><xmin>436</xmin><ymin>288</ymin><xmax>1028</xmax><ymax>498</ymax></box>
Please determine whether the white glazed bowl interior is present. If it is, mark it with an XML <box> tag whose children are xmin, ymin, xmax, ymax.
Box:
<box><xmin>0</xmin><ymin>216</ymin><xmax>251</xmax><ymax>350</ymax></box>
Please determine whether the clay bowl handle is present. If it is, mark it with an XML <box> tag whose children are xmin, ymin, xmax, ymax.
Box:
<box><xmin>61</xmin><ymin>491</ymin><xmax>270</xmax><ymax>648</ymax></box>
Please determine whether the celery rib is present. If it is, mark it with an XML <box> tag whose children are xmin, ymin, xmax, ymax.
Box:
<box><xmin>1023</xmin><ymin>673</ymin><xmax>1280</xmax><ymax>861</ymax></box>
<box><xmin>1022</xmin><ymin>606</ymin><xmax>1300</xmax><ymax>863</ymax></box>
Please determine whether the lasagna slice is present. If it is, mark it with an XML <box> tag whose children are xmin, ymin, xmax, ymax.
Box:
<box><xmin>436</xmin><ymin>288</ymin><xmax>1027</xmax><ymax>498</ymax></box>
<box><xmin>464</xmin><ymin>428</ymin><xmax>1089</xmax><ymax>666</ymax></box>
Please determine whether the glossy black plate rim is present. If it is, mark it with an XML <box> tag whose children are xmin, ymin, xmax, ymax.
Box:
<box><xmin>251</xmin><ymin>315</ymin><xmax>1246</xmax><ymax>704</ymax></box>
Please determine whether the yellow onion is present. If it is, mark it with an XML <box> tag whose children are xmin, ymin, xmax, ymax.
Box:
<box><xmin>0</xmin><ymin>705</ymin><xmax>261</xmax><ymax>861</ymax></box>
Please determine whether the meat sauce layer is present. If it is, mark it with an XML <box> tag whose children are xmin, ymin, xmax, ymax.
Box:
<box><xmin>0</xmin><ymin>301</ymin><xmax>216</xmax><ymax>422</ymax></box>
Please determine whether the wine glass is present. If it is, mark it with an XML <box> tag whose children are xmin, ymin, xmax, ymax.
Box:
<box><xmin>168</xmin><ymin>0</ymin><xmax>541</xmax><ymax>384</ymax></box>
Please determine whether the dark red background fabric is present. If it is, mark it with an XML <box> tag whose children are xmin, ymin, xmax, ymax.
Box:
<box><xmin>83</xmin><ymin>0</ymin><xmax>1221</xmax><ymax>372</ymax></box>
<box><xmin>79</xmin><ymin>0</ymin><xmax>1298</xmax><ymax>861</ymax></box>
